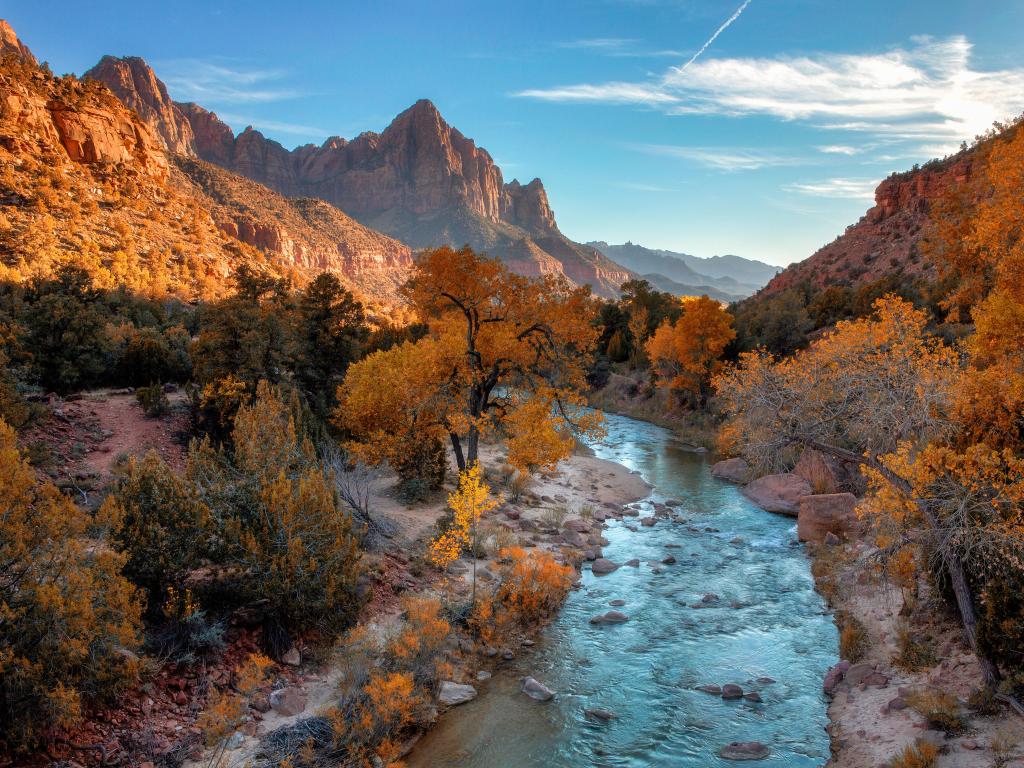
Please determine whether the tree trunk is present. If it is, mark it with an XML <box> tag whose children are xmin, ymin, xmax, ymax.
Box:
<box><xmin>945</xmin><ymin>553</ymin><xmax>1000</xmax><ymax>687</ymax></box>
<box><xmin>798</xmin><ymin>437</ymin><xmax>1002</xmax><ymax>688</ymax></box>
<box><xmin>466</xmin><ymin>425</ymin><xmax>479</xmax><ymax>469</ymax></box>
<box><xmin>450</xmin><ymin>433</ymin><xmax>466</xmax><ymax>473</ymax></box>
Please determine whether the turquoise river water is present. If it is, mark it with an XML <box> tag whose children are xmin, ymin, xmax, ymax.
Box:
<box><xmin>407</xmin><ymin>412</ymin><xmax>837</xmax><ymax>767</ymax></box>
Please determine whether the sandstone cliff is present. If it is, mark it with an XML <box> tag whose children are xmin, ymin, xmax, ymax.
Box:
<box><xmin>84</xmin><ymin>56</ymin><xmax>195</xmax><ymax>155</ymax></box>
<box><xmin>88</xmin><ymin>59</ymin><xmax>632</xmax><ymax>296</ymax></box>
<box><xmin>759</xmin><ymin>154</ymin><xmax>976</xmax><ymax>295</ymax></box>
<box><xmin>0</xmin><ymin>19</ymin><xmax>35</xmax><ymax>64</ymax></box>
<box><xmin>0</xmin><ymin>23</ymin><xmax>413</xmax><ymax>309</ymax></box>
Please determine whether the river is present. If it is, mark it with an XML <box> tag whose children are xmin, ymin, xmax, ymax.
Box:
<box><xmin>408</xmin><ymin>412</ymin><xmax>837</xmax><ymax>767</ymax></box>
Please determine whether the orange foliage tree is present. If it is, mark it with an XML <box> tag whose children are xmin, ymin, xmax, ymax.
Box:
<box><xmin>336</xmin><ymin>246</ymin><xmax>603</xmax><ymax>475</ymax></box>
<box><xmin>646</xmin><ymin>295</ymin><xmax>735</xmax><ymax>406</ymax></box>
<box><xmin>714</xmin><ymin>296</ymin><xmax>1015</xmax><ymax>684</ymax></box>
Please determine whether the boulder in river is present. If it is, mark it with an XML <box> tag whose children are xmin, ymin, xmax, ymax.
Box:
<box><xmin>711</xmin><ymin>457</ymin><xmax>752</xmax><ymax>484</ymax></box>
<box><xmin>522</xmin><ymin>677</ymin><xmax>555</xmax><ymax>701</ymax></box>
<box><xmin>742</xmin><ymin>473</ymin><xmax>811</xmax><ymax>515</ymax></box>
<box><xmin>696</xmin><ymin>684</ymin><xmax>722</xmax><ymax>695</ymax></box>
<box><xmin>720</xmin><ymin>741</ymin><xmax>770</xmax><ymax>761</ymax></box>
<box><xmin>585</xmin><ymin>707</ymin><xmax>617</xmax><ymax>721</ymax></box>
<box><xmin>438</xmin><ymin>681</ymin><xmax>477</xmax><ymax>706</ymax></box>
<box><xmin>640</xmin><ymin>517</ymin><xmax>657</xmax><ymax>527</ymax></box>
<box><xmin>589</xmin><ymin>610</ymin><xmax>629</xmax><ymax>625</ymax></box>
<box><xmin>721</xmin><ymin>684</ymin><xmax>744</xmax><ymax>699</ymax></box>
<box><xmin>591</xmin><ymin>558</ymin><xmax>620</xmax><ymax>575</ymax></box>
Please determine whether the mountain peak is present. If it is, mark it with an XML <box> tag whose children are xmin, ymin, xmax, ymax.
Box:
<box><xmin>0</xmin><ymin>19</ymin><xmax>36</xmax><ymax>65</ymax></box>
<box><xmin>84</xmin><ymin>54</ymin><xmax>194</xmax><ymax>155</ymax></box>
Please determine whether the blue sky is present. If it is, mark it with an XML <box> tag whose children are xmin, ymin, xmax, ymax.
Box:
<box><xmin>5</xmin><ymin>0</ymin><xmax>1024</xmax><ymax>266</ymax></box>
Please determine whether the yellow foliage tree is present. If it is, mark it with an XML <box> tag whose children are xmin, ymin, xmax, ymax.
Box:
<box><xmin>646</xmin><ymin>295</ymin><xmax>735</xmax><ymax>406</ymax></box>
<box><xmin>336</xmin><ymin>246</ymin><xmax>604</xmax><ymax>476</ymax></box>
<box><xmin>431</xmin><ymin>463</ymin><xmax>501</xmax><ymax>602</ymax></box>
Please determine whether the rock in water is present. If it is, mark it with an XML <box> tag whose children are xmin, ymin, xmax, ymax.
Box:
<box><xmin>522</xmin><ymin>677</ymin><xmax>555</xmax><ymax>701</ymax></box>
<box><xmin>438</xmin><ymin>681</ymin><xmax>477</xmax><ymax>706</ymax></box>
<box><xmin>591</xmin><ymin>558</ymin><xmax>620</xmax><ymax>575</ymax></box>
<box><xmin>585</xmin><ymin>707</ymin><xmax>617</xmax><ymax>721</ymax></box>
<box><xmin>721</xmin><ymin>684</ymin><xmax>744</xmax><ymax>699</ymax></box>
<box><xmin>720</xmin><ymin>742</ymin><xmax>770</xmax><ymax>761</ymax></box>
<box><xmin>711</xmin><ymin>457</ymin><xmax>752</xmax><ymax>484</ymax></box>
<box><xmin>589</xmin><ymin>610</ymin><xmax>630</xmax><ymax>625</ymax></box>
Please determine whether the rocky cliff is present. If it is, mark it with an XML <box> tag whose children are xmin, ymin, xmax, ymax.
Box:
<box><xmin>84</xmin><ymin>56</ymin><xmax>195</xmax><ymax>155</ymax></box>
<box><xmin>759</xmin><ymin>155</ymin><xmax>976</xmax><ymax>295</ymax></box>
<box><xmin>0</xmin><ymin>22</ymin><xmax>412</xmax><ymax>308</ymax></box>
<box><xmin>88</xmin><ymin>58</ymin><xmax>632</xmax><ymax>296</ymax></box>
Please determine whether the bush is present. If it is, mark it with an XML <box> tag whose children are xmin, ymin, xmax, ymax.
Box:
<box><xmin>838</xmin><ymin>612</ymin><xmax>870</xmax><ymax>662</ymax></box>
<box><xmin>887</xmin><ymin>740</ymin><xmax>939</xmax><ymax>768</ymax></box>
<box><xmin>113</xmin><ymin>450</ymin><xmax>213</xmax><ymax>601</ymax></box>
<box><xmin>906</xmin><ymin>689</ymin><xmax>967</xmax><ymax>735</ymax></box>
<box><xmin>393</xmin><ymin>434</ymin><xmax>447</xmax><ymax>501</ymax></box>
<box><xmin>192</xmin><ymin>382</ymin><xmax>364</xmax><ymax>654</ymax></box>
<box><xmin>135</xmin><ymin>382</ymin><xmax>170</xmax><ymax>417</ymax></box>
<box><xmin>893</xmin><ymin>621</ymin><xmax>938</xmax><ymax>671</ymax></box>
<box><xmin>147</xmin><ymin>588</ymin><xmax>225</xmax><ymax>666</ymax></box>
<box><xmin>0</xmin><ymin>419</ymin><xmax>142</xmax><ymax>751</ymax></box>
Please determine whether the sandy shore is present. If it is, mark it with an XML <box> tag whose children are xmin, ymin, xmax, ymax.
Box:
<box><xmin>817</xmin><ymin>541</ymin><xmax>1024</xmax><ymax>767</ymax></box>
<box><xmin>190</xmin><ymin>443</ymin><xmax>651</xmax><ymax>767</ymax></box>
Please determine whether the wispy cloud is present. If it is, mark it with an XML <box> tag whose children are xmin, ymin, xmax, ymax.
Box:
<box><xmin>817</xmin><ymin>145</ymin><xmax>862</xmax><ymax>156</ymax></box>
<box><xmin>634</xmin><ymin>144</ymin><xmax>804</xmax><ymax>171</ymax></box>
<box><xmin>157</xmin><ymin>59</ymin><xmax>302</xmax><ymax>104</ymax></box>
<box><xmin>514</xmin><ymin>36</ymin><xmax>1024</xmax><ymax>155</ymax></box>
<box><xmin>558</xmin><ymin>38</ymin><xmax>685</xmax><ymax>58</ymax></box>
<box><xmin>213</xmin><ymin>112</ymin><xmax>327</xmax><ymax>137</ymax></box>
<box><xmin>785</xmin><ymin>178</ymin><xmax>879</xmax><ymax>200</ymax></box>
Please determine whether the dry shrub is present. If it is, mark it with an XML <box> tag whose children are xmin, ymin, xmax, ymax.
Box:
<box><xmin>893</xmin><ymin>621</ymin><xmax>937</xmax><ymax>671</ymax></box>
<box><xmin>906</xmin><ymin>689</ymin><xmax>967</xmax><ymax>735</ymax></box>
<box><xmin>539</xmin><ymin>505</ymin><xmax>568</xmax><ymax>531</ymax></box>
<box><xmin>838</xmin><ymin>612</ymin><xmax>870</xmax><ymax>662</ymax></box>
<box><xmin>471</xmin><ymin>547</ymin><xmax>574</xmax><ymax>646</ymax></box>
<box><xmin>508</xmin><ymin>470</ymin><xmax>532</xmax><ymax>503</ymax></box>
<box><xmin>887</xmin><ymin>740</ymin><xmax>939</xmax><ymax>768</ymax></box>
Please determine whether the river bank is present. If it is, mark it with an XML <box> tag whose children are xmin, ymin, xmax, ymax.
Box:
<box><xmin>187</xmin><ymin>439</ymin><xmax>651</xmax><ymax>767</ymax></box>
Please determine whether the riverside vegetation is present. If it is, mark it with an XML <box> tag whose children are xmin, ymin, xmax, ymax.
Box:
<box><xmin>2</xmin><ymin>19</ymin><xmax>1024</xmax><ymax>768</ymax></box>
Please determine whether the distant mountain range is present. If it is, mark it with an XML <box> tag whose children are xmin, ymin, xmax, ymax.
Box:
<box><xmin>586</xmin><ymin>241</ymin><xmax>781</xmax><ymax>300</ymax></box>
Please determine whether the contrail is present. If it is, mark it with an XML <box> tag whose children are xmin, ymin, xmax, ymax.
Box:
<box><xmin>677</xmin><ymin>0</ymin><xmax>753</xmax><ymax>72</ymax></box>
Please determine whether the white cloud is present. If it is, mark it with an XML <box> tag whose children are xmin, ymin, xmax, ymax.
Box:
<box><xmin>213</xmin><ymin>112</ymin><xmax>326</xmax><ymax>138</ymax></box>
<box><xmin>635</xmin><ymin>144</ymin><xmax>804</xmax><ymax>171</ymax></box>
<box><xmin>817</xmin><ymin>145</ymin><xmax>861</xmax><ymax>155</ymax></box>
<box><xmin>785</xmin><ymin>178</ymin><xmax>879</xmax><ymax>200</ymax></box>
<box><xmin>158</xmin><ymin>59</ymin><xmax>302</xmax><ymax>104</ymax></box>
<box><xmin>516</xmin><ymin>82</ymin><xmax>678</xmax><ymax>105</ymax></box>
<box><xmin>515</xmin><ymin>36</ymin><xmax>1024</xmax><ymax>154</ymax></box>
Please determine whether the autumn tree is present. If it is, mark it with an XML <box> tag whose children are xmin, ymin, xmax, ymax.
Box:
<box><xmin>430</xmin><ymin>463</ymin><xmax>501</xmax><ymax>602</ymax></box>
<box><xmin>646</xmin><ymin>295</ymin><xmax>735</xmax><ymax>406</ymax></box>
<box><xmin>0</xmin><ymin>419</ymin><xmax>142</xmax><ymax>750</ymax></box>
<box><xmin>336</xmin><ymin>246</ymin><xmax>604</xmax><ymax>476</ymax></box>
<box><xmin>714</xmin><ymin>296</ymin><xmax>1018</xmax><ymax>685</ymax></box>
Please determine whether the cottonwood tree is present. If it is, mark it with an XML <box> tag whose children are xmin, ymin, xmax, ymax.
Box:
<box><xmin>336</xmin><ymin>246</ymin><xmax>603</xmax><ymax>474</ymax></box>
<box><xmin>646</xmin><ymin>295</ymin><xmax>735</xmax><ymax>407</ymax></box>
<box><xmin>715</xmin><ymin>296</ymin><xmax>1015</xmax><ymax>686</ymax></box>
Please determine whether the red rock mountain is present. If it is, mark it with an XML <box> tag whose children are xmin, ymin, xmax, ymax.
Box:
<box><xmin>85</xmin><ymin>55</ymin><xmax>195</xmax><ymax>155</ymax></box>
<box><xmin>86</xmin><ymin>58</ymin><xmax>632</xmax><ymax>296</ymax></box>
<box><xmin>0</xmin><ymin>19</ymin><xmax>34</xmax><ymax>64</ymax></box>
<box><xmin>759</xmin><ymin>153</ymin><xmax>977</xmax><ymax>296</ymax></box>
<box><xmin>1</xmin><ymin>24</ymin><xmax>412</xmax><ymax>308</ymax></box>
